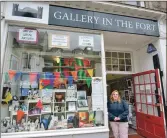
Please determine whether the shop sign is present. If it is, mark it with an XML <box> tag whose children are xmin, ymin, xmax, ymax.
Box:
<box><xmin>48</xmin><ymin>34</ymin><xmax>69</xmax><ymax>49</ymax></box>
<box><xmin>17</xmin><ymin>29</ymin><xmax>38</xmax><ymax>44</ymax></box>
<box><xmin>49</xmin><ymin>6</ymin><xmax>159</xmax><ymax>37</ymax></box>
<box><xmin>79</xmin><ymin>36</ymin><xmax>94</xmax><ymax>47</ymax></box>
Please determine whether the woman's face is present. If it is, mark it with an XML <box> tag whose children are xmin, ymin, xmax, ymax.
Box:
<box><xmin>112</xmin><ymin>91</ymin><xmax>119</xmax><ymax>101</ymax></box>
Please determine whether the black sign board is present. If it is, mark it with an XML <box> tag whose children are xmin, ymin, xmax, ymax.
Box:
<box><xmin>49</xmin><ymin>6</ymin><xmax>159</xmax><ymax>37</ymax></box>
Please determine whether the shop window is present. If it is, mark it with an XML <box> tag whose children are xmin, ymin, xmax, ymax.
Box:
<box><xmin>105</xmin><ymin>51</ymin><xmax>132</xmax><ymax>72</ymax></box>
<box><xmin>1</xmin><ymin>26</ymin><xmax>104</xmax><ymax>133</ymax></box>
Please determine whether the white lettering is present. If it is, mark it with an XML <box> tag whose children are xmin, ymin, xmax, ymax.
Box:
<box><xmin>88</xmin><ymin>16</ymin><xmax>93</xmax><ymax>23</ymax></box>
<box><xmin>54</xmin><ymin>11</ymin><xmax>61</xmax><ymax>19</ymax></box>
<box><xmin>81</xmin><ymin>15</ymin><xmax>87</xmax><ymax>22</ymax></box>
<box><xmin>62</xmin><ymin>13</ymin><xmax>69</xmax><ymax>20</ymax></box>
<box><xmin>105</xmin><ymin>18</ymin><xmax>112</xmax><ymax>26</ymax></box>
<box><xmin>128</xmin><ymin>21</ymin><xmax>133</xmax><ymax>28</ymax></box>
<box><xmin>94</xmin><ymin>16</ymin><xmax>99</xmax><ymax>24</ymax></box>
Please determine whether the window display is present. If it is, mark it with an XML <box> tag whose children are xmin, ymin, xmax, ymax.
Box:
<box><xmin>1</xmin><ymin>26</ymin><xmax>104</xmax><ymax>133</ymax></box>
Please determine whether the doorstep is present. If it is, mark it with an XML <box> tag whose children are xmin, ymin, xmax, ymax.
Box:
<box><xmin>110</xmin><ymin>134</ymin><xmax>144</xmax><ymax>138</ymax></box>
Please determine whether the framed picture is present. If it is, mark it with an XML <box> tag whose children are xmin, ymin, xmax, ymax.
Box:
<box><xmin>127</xmin><ymin>79</ymin><xmax>132</xmax><ymax>88</ymax></box>
<box><xmin>77</xmin><ymin>99</ymin><xmax>88</xmax><ymax>107</ymax></box>
<box><xmin>48</xmin><ymin>33</ymin><xmax>70</xmax><ymax>49</ymax></box>
<box><xmin>68</xmin><ymin>102</ymin><xmax>76</xmax><ymax>111</ymax></box>
<box><xmin>77</xmin><ymin>91</ymin><xmax>86</xmax><ymax>100</ymax></box>
<box><xmin>10</xmin><ymin>54</ymin><xmax>19</xmax><ymax>70</ymax></box>
<box><xmin>124</xmin><ymin>90</ymin><xmax>130</xmax><ymax>101</ymax></box>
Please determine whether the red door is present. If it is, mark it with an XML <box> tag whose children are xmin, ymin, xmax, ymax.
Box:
<box><xmin>132</xmin><ymin>69</ymin><xmax>166</xmax><ymax>138</ymax></box>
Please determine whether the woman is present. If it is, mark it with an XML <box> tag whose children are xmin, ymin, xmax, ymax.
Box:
<box><xmin>108</xmin><ymin>90</ymin><xmax>129</xmax><ymax>138</ymax></box>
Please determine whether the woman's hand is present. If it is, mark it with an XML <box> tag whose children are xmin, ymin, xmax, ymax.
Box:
<box><xmin>114</xmin><ymin>117</ymin><xmax>120</xmax><ymax>121</ymax></box>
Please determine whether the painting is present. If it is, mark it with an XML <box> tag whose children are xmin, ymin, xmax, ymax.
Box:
<box><xmin>12</xmin><ymin>3</ymin><xmax>43</xmax><ymax>19</ymax></box>
<box><xmin>77</xmin><ymin>91</ymin><xmax>86</xmax><ymax>100</ymax></box>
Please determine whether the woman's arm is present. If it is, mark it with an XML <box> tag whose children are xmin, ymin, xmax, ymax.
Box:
<box><xmin>107</xmin><ymin>102</ymin><xmax>116</xmax><ymax>120</ymax></box>
<box><xmin>118</xmin><ymin>100</ymin><xmax>129</xmax><ymax>120</ymax></box>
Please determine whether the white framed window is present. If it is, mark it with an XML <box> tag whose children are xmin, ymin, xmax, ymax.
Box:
<box><xmin>105</xmin><ymin>51</ymin><xmax>133</xmax><ymax>72</ymax></box>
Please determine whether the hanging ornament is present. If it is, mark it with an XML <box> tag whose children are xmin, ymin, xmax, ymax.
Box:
<box><xmin>69</xmin><ymin>58</ymin><xmax>74</xmax><ymax>66</ymax></box>
<box><xmin>86</xmin><ymin>77</ymin><xmax>92</xmax><ymax>88</ymax></box>
<box><xmin>87</xmin><ymin>69</ymin><xmax>94</xmax><ymax>77</ymax></box>
<box><xmin>17</xmin><ymin>110</ymin><xmax>25</xmax><ymax>123</ymax></box>
<box><xmin>55</xmin><ymin>57</ymin><xmax>60</xmax><ymax>63</ymax></box>
<box><xmin>54</xmin><ymin>72</ymin><xmax>60</xmax><ymax>79</ymax></box>
<box><xmin>63</xmin><ymin>68</ymin><xmax>70</xmax><ymax>78</ymax></box>
<box><xmin>83</xmin><ymin>59</ymin><xmax>91</xmax><ymax>67</ymax></box>
<box><xmin>71</xmin><ymin>71</ymin><xmax>78</xmax><ymax>81</ymax></box>
<box><xmin>64</xmin><ymin>58</ymin><xmax>69</xmax><ymax>66</ymax></box>
<box><xmin>29</xmin><ymin>73</ymin><xmax>37</xmax><ymax>84</ymax></box>
<box><xmin>36</xmin><ymin>100</ymin><xmax>43</xmax><ymax>109</ymax></box>
<box><xmin>76</xmin><ymin>58</ymin><xmax>83</xmax><ymax>66</ymax></box>
<box><xmin>8</xmin><ymin>70</ymin><xmax>16</xmax><ymax>81</ymax></box>
<box><xmin>15</xmin><ymin>72</ymin><xmax>22</xmax><ymax>81</ymax></box>
<box><xmin>82</xmin><ymin>70</ymin><xmax>87</xmax><ymax>79</ymax></box>
<box><xmin>5</xmin><ymin>91</ymin><xmax>12</xmax><ymax>104</ymax></box>
<box><xmin>68</xmin><ymin>76</ymin><xmax>73</xmax><ymax>86</ymax></box>
<box><xmin>78</xmin><ymin>69</ymin><xmax>84</xmax><ymax>79</ymax></box>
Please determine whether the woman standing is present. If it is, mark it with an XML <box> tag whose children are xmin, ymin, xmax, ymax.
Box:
<box><xmin>108</xmin><ymin>90</ymin><xmax>129</xmax><ymax>138</ymax></box>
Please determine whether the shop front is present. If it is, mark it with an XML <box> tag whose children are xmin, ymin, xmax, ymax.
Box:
<box><xmin>1</xmin><ymin>2</ymin><xmax>166</xmax><ymax>138</ymax></box>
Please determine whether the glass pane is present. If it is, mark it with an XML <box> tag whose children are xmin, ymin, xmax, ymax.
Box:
<box><xmin>137</xmin><ymin>103</ymin><xmax>141</xmax><ymax>112</ymax></box>
<box><xmin>139</xmin><ymin>75</ymin><xmax>144</xmax><ymax>84</ymax></box>
<box><xmin>119</xmin><ymin>59</ymin><xmax>125</xmax><ymax>64</ymax></box>
<box><xmin>134</xmin><ymin>76</ymin><xmax>139</xmax><ymax>84</ymax></box>
<box><xmin>151</xmin><ymin>84</ymin><xmax>156</xmax><ymax>94</ymax></box>
<box><xmin>118</xmin><ymin>52</ymin><xmax>124</xmax><ymax>58</ymax></box>
<box><xmin>126</xmin><ymin>66</ymin><xmax>132</xmax><ymax>71</ymax></box>
<box><xmin>106</xmin><ymin>58</ymin><xmax>111</xmax><ymax>64</ymax></box>
<box><xmin>146</xmin><ymin>84</ymin><xmax>151</xmax><ymax>94</ymax></box>
<box><xmin>135</xmin><ymin>94</ymin><xmax>141</xmax><ymax>102</ymax></box>
<box><xmin>154</xmin><ymin>106</ymin><xmax>159</xmax><ymax>116</ymax></box>
<box><xmin>148</xmin><ymin>105</ymin><xmax>154</xmax><ymax>115</ymax></box>
<box><xmin>146</xmin><ymin>95</ymin><xmax>152</xmax><ymax>104</ymax></box>
<box><xmin>144</xmin><ymin>74</ymin><xmax>150</xmax><ymax>84</ymax></box>
<box><xmin>135</xmin><ymin>85</ymin><xmax>140</xmax><ymax>93</ymax></box>
<box><xmin>106</xmin><ymin>65</ymin><xmax>112</xmax><ymax>71</ymax></box>
<box><xmin>112</xmin><ymin>52</ymin><xmax>117</xmax><ymax>58</ymax></box>
<box><xmin>112</xmin><ymin>58</ymin><xmax>118</xmax><ymax>64</ymax></box>
<box><xmin>141</xmin><ymin>104</ymin><xmax>147</xmax><ymax>114</ymax></box>
<box><xmin>150</xmin><ymin>73</ymin><xmax>155</xmax><ymax>83</ymax></box>
<box><xmin>125</xmin><ymin>53</ymin><xmax>131</xmax><ymax>58</ymax></box>
<box><xmin>112</xmin><ymin>65</ymin><xmax>118</xmax><ymax>71</ymax></box>
<box><xmin>141</xmin><ymin>94</ymin><xmax>146</xmax><ymax>103</ymax></box>
<box><xmin>119</xmin><ymin>65</ymin><xmax>125</xmax><ymax>71</ymax></box>
<box><xmin>125</xmin><ymin>59</ymin><xmax>131</xmax><ymax>65</ymax></box>
<box><xmin>105</xmin><ymin>52</ymin><xmax>111</xmax><ymax>57</ymax></box>
<box><xmin>140</xmin><ymin>85</ymin><xmax>145</xmax><ymax>93</ymax></box>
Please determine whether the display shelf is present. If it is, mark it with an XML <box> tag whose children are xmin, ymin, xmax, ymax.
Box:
<box><xmin>11</xmin><ymin>111</ymin><xmax>28</xmax><ymax>116</ymax></box>
<box><xmin>54</xmin><ymin>102</ymin><xmax>65</xmax><ymax>103</ymax></box>
<box><xmin>54</xmin><ymin>112</ymin><xmax>66</xmax><ymax>113</ymax></box>
<box><xmin>28</xmin><ymin>114</ymin><xmax>41</xmax><ymax>116</ymax></box>
<box><xmin>43</xmin><ymin>66</ymin><xmax>94</xmax><ymax>69</ymax></box>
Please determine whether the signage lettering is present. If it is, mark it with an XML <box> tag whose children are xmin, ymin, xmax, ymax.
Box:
<box><xmin>49</xmin><ymin>6</ymin><xmax>159</xmax><ymax>36</ymax></box>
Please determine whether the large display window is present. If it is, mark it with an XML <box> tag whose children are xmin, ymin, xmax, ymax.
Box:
<box><xmin>1</xmin><ymin>26</ymin><xmax>105</xmax><ymax>133</ymax></box>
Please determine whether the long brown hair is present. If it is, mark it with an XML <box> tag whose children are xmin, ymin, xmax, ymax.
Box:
<box><xmin>110</xmin><ymin>90</ymin><xmax>121</xmax><ymax>103</ymax></box>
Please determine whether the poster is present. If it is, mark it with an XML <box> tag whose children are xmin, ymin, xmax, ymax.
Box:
<box><xmin>91</xmin><ymin>77</ymin><xmax>103</xmax><ymax>111</ymax></box>
<box><xmin>17</xmin><ymin>29</ymin><xmax>38</xmax><ymax>44</ymax></box>
<box><xmin>48</xmin><ymin>34</ymin><xmax>69</xmax><ymax>49</ymax></box>
<box><xmin>79</xmin><ymin>36</ymin><xmax>94</xmax><ymax>47</ymax></box>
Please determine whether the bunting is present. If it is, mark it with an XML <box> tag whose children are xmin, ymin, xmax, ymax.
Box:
<box><xmin>29</xmin><ymin>73</ymin><xmax>37</xmax><ymax>84</ymax></box>
<box><xmin>68</xmin><ymin>76</ymin><xmax>73</xmax><ymax>86</ymax></box>
<box><xmin>15</xmin><ymin>71</ymin><xmax>22</xmax><ymax>81</ymax></box>
<box><xmin>71</xmin><ymin>71</ymin><xmax>78</xmax><ymax>80</ymax></box>
<box><xmin>87</xmin><ymin>69</ymin><xmax>94</xmax><ymax>77</ymax></box>
<box><xmin>8</xmin><ymin>70</ymin><xmax>16</xmax><ymax>81</ymax></box>
<box><xmin>86</xmin><ymin>77</ymin><xmax>92</xmax><ymax>88</ymax></box>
